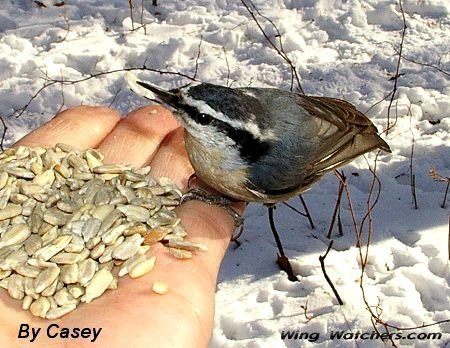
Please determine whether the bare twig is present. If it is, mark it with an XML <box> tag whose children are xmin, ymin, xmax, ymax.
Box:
<box><xmin>282</xmin><ymin>195</ymin><xmax>314</xmax><ymax>229</ymax></box>
<box><xmin>429</xmin><ymin>166</ymin><xmax>450</xmax><ymax>208</ymax></box>
<box><xmin>55</xmin><ymin>13</ymin><xmax>71</xmax><ymax>43</ymax></box>
<box><xmin>385</xmin><ymin>0</ymin><xmax>407</xmax><ymax>134</ymax></box>
<box><xmin>327</xmin><ymin>176</ymin><xmax>345</xmax><ymax>238</ymax></box>
<box><xmin>128</xmin><ymin>0</ymin><xmax>135</xmax><ymax>31</ymax></box>
<box><xmin>1</xmin><ymin>66</ymin><xmax>197</xmax><ymax>148</ymax></box>
<box><xmin>401</xmin><ymin>54</ymin><xmax>450</xmax><ymax>77</ymax></box>
<box><xmin>192</xmin><ymin>36</ymin><xmax>203</xmax><ymax>80</ymax></box>
<box><xmin>299</xmin><ymin>195</ymin><xmax>315</xmax><ymax>229</ymax></box>
<box><xmin>408</xmin><ymin>105</ymin><xmax>418</xmax><ymax>209</ymax></box>
<box><xmin>443</xmin><ymin>182</ymin><xmax>450</xmax><ymax>209</ymax></box>
<box><xmin>300</xmin><ymin>299</ymin><xmax>313</xmax><ymax>321</ymax></box>
<box><xmin>140</xmin><ymin>0</ymin><xmax>147</xmax><ymax>34</ymax></box>
<box><xmin>319</xmin><ymin>240</ymin><xmax>343</xmax><ymax>305</ymax></box>
<box><xmin>239</xmin><ymin>0</ymin><xmax>304</xmax><ymax>94</ymax></box>
<box><xmin>222</xmin><ymin>47</ymin><xmax>232</xmax><ymax>87</ymax></box>
<box><xmin>0</xmin><ymin>115</ymin><xmax>8</xmax><ymax>151</ymax></box>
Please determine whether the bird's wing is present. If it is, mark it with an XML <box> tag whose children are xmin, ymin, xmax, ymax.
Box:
<box><xmin>296</xmin><ymin>95</ymin><xmax>390</xmax><ymax>175</ymax></box>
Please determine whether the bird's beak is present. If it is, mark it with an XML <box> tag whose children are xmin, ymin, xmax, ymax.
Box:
<box><xmin>135</xmin><ymin>81</ymin><xmax>181</xmax><ymax>109</ymax></box>
<box><xmin>126</xmin><ymin>72</ymin><xmax>182</xmax><ymax>109</ymax></box>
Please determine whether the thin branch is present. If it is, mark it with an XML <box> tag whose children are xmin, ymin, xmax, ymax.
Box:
<box><xmin>192</xmin><ymin>36</ymin><xmax>203</xmax><ymax>80</ymax></box>
<box><xmin>429</xmin><ymin>166</ymin><xmax>450</xmax><ymax>208</ymax></box>
<box><xmin>222</xmin><ymin>47</ymin><xmax>232</xmax><ymax>87</ymax></box>
<box><xmin>239</xmin><ymin>0</ymin><xmax>304</xmax><ymax>94</ymax></box>
<box><xmin>55</xmin><ymin>13</ymin><xmax>71</xmax><ymax>44</ymax></box>
<box><xmin>0</xmin><ymin>115</ymin><xmax>8</xmax><ymax>151</ymax></box>
<box><xmin>401</xmin><ymin>54</ymin><xmax>450</xmax><ymax>77</ymax></box>
<box><xmin>319</xmin><ymin>240</ymin><xmax>344</xmax><ymax>305</ymax></box>
<box><xmin>408</xmin><ymin>105</ymin><xmax>418</xmax><ymax>209</ymax></box>
<box><xmin>128</xmin><ymin>0</ymin><xmax>135</xmax><ymax>31</ymax></box>
<box><xmin>385</xmin><ymin>0</ymin><xmax>407</xmax><ymax>134</ymax></box>
<box><xmin>327</xmin><ymin>177</ymin><xmax>345</xmax><ymax>238</ymax></box>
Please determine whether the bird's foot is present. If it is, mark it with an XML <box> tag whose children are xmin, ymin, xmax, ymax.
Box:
<box><xmin>180</xmin><ymin>188</ymin><xmax>245</xmax><ymax>233</ymax></box>
<box><xmin>276</xmin><ymin>255</ymin><xmax>299</xmax><ymax>282</ymax></box>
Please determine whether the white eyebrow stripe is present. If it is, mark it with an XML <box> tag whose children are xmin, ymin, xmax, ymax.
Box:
<box><xmin>181</xmin><ymin>86</ymin><xmax>277</xmax><ymax>141</ymax></box>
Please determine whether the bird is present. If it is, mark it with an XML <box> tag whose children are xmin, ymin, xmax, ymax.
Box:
<box><xmin>129</xmin><ymin>76</ymin><xmax>391</xmax><ymax>280</ymax></box>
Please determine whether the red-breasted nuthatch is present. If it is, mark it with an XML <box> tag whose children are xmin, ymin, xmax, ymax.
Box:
<box><xmin>130</xmin><ymin>79</ymin><xmax>391</xmax><ymax>204</ymax></box>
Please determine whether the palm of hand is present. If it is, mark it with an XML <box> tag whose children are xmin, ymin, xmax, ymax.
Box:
<box><xmin>0</xmin><ymin>106</ymin><xmax>242</xmax><ymax>347</ymax></box>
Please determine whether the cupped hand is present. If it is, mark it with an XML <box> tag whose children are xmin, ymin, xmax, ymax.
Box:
<box><xmin>0</xmin><ymin>105</ymin><xmax>244</xmax><ymax>348</ymax></box>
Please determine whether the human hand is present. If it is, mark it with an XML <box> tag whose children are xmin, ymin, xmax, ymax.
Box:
<box><xmin>0</xmin><ymin>105</ymin><xmax>244</xmax><ymax>347</ymax></box>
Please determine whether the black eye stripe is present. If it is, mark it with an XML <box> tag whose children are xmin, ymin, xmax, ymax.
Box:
<box><xmin>181</xmin><ymin>105</ymin><xmax>213</xmax><ymax>126</ymax></box>
<box><xmin>180</xmin><ymin>103</ymin><xmax>270</xmax><ymax>163</ymax></box>
<box><xmin>193</xmin><ymin>112</ymin><xmax>213</xmax><ymax>125</ymax></box>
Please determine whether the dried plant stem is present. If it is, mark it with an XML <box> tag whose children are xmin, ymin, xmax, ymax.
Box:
<box><xmin>282</xmin><ymin>195</ymin><xmax>315</xmax><ymax>229</ymax></box>
<box><xmin>239</xmin><ymin>0</ymin><xmax>304</xmax><ymax>94</ymax></box>
<box><xmin>327</xmin><ymin>177</ymin><xmax>345</xmax><ymax>238</ymax></box>
<box><xmin>443</xmin><ymin>181</ymin><xmax>449</xmax><ymax>209</ymax></box>
<box><xmin>385</xmin><ymin>0</ymin><xmax>407</xmax><ymax>134</ymax></box>
<box><xmin>319</xmin><ymin>241</ymin><xmax>343</xmax><ymax>305</ymax></box>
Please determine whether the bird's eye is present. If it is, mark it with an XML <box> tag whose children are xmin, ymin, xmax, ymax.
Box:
<box><xmin>193</xmin><ymin>112</ymin><xmax>213</xmax><ymax>126</ymax></box>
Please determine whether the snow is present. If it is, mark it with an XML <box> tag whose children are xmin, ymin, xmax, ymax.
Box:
<box><xmin>0</xmin><ymin>0</ymin><xmax>449</xmax><ymax>346</ymax></box>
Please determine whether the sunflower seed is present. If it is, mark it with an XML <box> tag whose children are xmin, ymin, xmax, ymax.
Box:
<box><xmin>83</xmin><ymin>268</ymin><xmax>113</xmax><ymax>303</ymax></box>
<box><xmin>0</xmin><ymin>270</ymin><xmax>11</xmax><ymax>279</ymax></box>
<box><xmin>13</xmin><ymin>264</ymin><xmax>41</xmax><ymax>278</ymax></box>
<box><xmin>101</xmin><ymin>223</ymin><xmax>130</xmax><ymax>245</ymax></box>
<box><xmin>112</xmin><ymin>234</ymin><xmax>144</xmax><ymax>260</ymax></box>
<box><xmin>67</xmin><ymin>284</ymin><xmax>84</xmax><ymax>299</ymax></box>
<box><xmin>8</xmin><ymin>274</ymin><xmax>25</xmax><ymax>299</ymax></box>
<box><xmin>35</xmin><ymin>235</ymin><xmax>72</xmax><ymax>261</ymax></box>
<box><xmin>33</xmin><ymin>169</ymin><xmax>55</xmax><ymax>187</ymax></box>
<box><xmin>143</xmin><ymin>227</ymin><xmax>171</xmax><ymax>245</ymax></box>
<box><xmin>60</xmin><ymin>264</ymin><xmax>78</xmax><ymax>284</ymax></box>
<box><xmin>22</xmin><ymin>295</ymin><xmax>33</xmax><ymax>310</ymax></box>
<box><xmin>46</xmin><ymin>304</ymin><xmax>77</xmax><ymax>319</ymax></box>
<box><xmin>54</xmin><ymin>288</ymin><xmax>78</xmax><ymax>306</ymax></box>
<box><xmin>168</xmin><ymin>248</ymin><xmax>193</xmax><ymax>259</ymax></box>
<box><xmin>34</xmin><ymin>266</ymin><xmax>60</xmax><ymax>293</ymax></box>
<box><xmin>24</xmin><ymin>234</ymin><xmax>43</xmax><ymax>256</ymax></box>
<box><xmin>0</xmin><ymin>186</ymin><xmax>12</xmax><ymax>209</ymax></box>
<box><xmin>93</xmin><ymin>164</ymin><xmax>130</xmax><ymax>174</ymax></box>
<box><xmin>0</xmin><ymin>223</ymin><xmax>31</xmax><ymax>248</ymax></box>
<box><xmin>128</xmin><ymin>256</ymin><xmax>156</xmax><ymax>278</ymax></box>
<box><xmin>5</xmin><ymin>167</ymin><xmax>34</xmax><ymax>179</ymax></box>
<box><xmin>167</xmin><ymin>240</ymin><xmax>208</xmax><ymax>252</ymax></box>
<box><xmin>23</xmin><ymin>277</ymin><xmax>39</xmax><ymax>299</ymax></box>
<box><xmin>0</xmin><ymin>204</ymin><xmax>22</xmax><ymax>221</ymax></box>
<box><xmin>56</xmin><ymin>199</ymin><xmax>79</xmax><ymax>213</ymax></box>
<box><xmin>0</xmin><ymin>172</ymin><xmax>9</xmax><ymax>190</ymax></box>
<box><xmin>78</xmin><ymin>259</ymin><xmax>97</xmax><ymax>286</ymax></box>
<box><xmin>118</xmin><ymin>253</ymin><xmax>146</xmax><ymax>277</ymax></box>
<box><xmin>0</xmin><ymin>144</ymin><xmax>198</xmax><ymax>319</ymax></box>
<box><xmin>41</xmin><ymin>277</ymin><xmax>59</xmax><ymax>296</ymax></box>
<box><xmin>30</xmin><ymin>296</ymin><xmax>51</xmax><ymax>318</ymax></box>
<box><xmin>117</xmin><ymin>204</ymin><xmax>150</xmax><ymax>222</ymax></box>
<box><xmin>43</xmin><ymin>208</ymin><xmax>71</xmax><ymax>226</ymax></box>
<box><xmin>152</xmin><ymin>280</ymin><xmax>170</xmax><ymax>295</ymax></box>
<box><xmin>50</xmin><ymin>252</ymin><xmax>82</xmax><ymax>265</ymax></box>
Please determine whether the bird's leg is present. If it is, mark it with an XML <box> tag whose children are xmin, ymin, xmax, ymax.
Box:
<box><xmin>180</xmin><ymin>187</ymin><xmax>244</xmax><ymax>237</ymax></box>
<box><xmin>267</xmin><ymin>205</ymin><xmax>299</xmax><ymax>282</ymax></box>
<box><xmin>282</xmin><ymin>195</ymin><xmax>315</xmax><ymax>229</ymax></box>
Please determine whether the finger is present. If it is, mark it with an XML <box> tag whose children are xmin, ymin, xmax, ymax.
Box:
<box><xmin>14</xmin><ymin>106</ymin><xmax>121</xmax><ymax>149</ymax></box>
<box><xmin>97</xmin><ymin>105</ymin><xmax>179</xmax><ymax>167</ymax></box>
<box><xmin>149</xmin><ymin>127</ymin><xmax>194</xmax><ymax>191</ymax></box>
<box><xmin>175</xmin><ymin>200</ymin><xmax>245</xmax><ymax>272</ymax></box>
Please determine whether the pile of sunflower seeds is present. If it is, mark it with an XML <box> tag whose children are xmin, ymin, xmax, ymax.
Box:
<box><xmin>0</xmin><ymin>144</ymin><xmax>206</xmax><ymax>319</ymax></box>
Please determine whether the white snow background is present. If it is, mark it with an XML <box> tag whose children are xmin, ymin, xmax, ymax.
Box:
<box><xmin>1</xmin><ymin>0</ymin><xmax>449</xmax><ymax>347</ymax></box>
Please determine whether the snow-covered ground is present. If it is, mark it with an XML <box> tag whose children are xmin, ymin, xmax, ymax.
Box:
<box><xmin>1</xmin><ymin>0</ymin><xmax>449</xmax><ymax>346</ymax></box>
